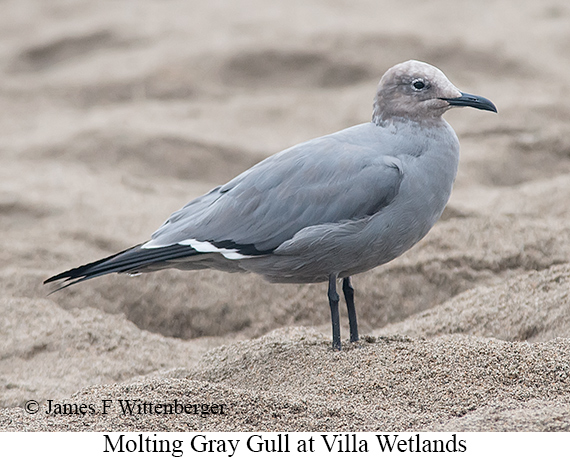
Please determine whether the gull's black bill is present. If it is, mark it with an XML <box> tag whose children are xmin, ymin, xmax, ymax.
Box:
<box><xmin>441</xmin><ymin>92</ymin><xmax>497</xmax><ymax>113</ymax></box>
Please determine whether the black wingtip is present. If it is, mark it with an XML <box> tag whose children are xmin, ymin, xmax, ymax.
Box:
<box><xmin>44</xmin><ymin>242</ymin><xmax>203</xmax><ymax>292</ymax></box>
<box><xmin>43</xmin><ymin>245</ymin><xmax>144</xmax><ymax>291</ymax></box>
<box><xmin>44</xmin><ymin>270</ymin><xmax>79</xmax><ymax>285</ymax></box>
<box><xmin>45</xmin><ymin>277</ymin><xmax>89</xmax><ymax>295</ymax></box>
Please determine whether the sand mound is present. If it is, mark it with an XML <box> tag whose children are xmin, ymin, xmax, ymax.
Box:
<box><xmin>2</xmin><ymin>264</ymin><xmax>570</xmax><ymax>431</ymax></box>
<box><xmin>2</xmin><ymin>328</ymin><xmax>570</xmax><ymax>431</ymax></box>
<box><xmin>378</xmin><ymin>264</ymin><xmax>570</xmax><ymax>342</ymax></box>
<box><xmin>0</xmin><ymin>297</ymin><xmax>222</xmax><ymax>409</ymax></box>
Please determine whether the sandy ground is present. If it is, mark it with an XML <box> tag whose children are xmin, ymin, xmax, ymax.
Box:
<box><xmin>1</xmin><ymin>0</ymin><xmax>570</xmax><ymax>431</ymax></box>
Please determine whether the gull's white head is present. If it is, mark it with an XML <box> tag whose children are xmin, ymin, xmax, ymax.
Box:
<box><xmin>373</xmin><ymin>60</ymin><xmax>497</xmax><ymax>125</ymax></box>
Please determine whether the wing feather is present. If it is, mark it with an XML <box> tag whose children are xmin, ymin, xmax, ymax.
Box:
<box><xmin>150</xmin><ymin>124</ymin><xmax>403</xmax><ymax>253</ymax></box>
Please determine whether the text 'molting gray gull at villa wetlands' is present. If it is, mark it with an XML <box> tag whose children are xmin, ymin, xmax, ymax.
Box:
<box><xmin>45</xmin><ymin>60</ymin><xmax>497</xmax><ymax>351</ymax></box>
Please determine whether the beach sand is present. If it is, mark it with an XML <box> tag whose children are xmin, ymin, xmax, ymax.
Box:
<box><xmin>1</xmin><ymin>0</ymin><xmax>570</xmax><ymax>431</ymax></box>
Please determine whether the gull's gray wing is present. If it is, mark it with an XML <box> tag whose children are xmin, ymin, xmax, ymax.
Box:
<box><xmin>147</xmin><ymin>124</ymin><xmax>404</xmax><ymax>254</ymax></box>
<box><xmin>45</xmin><ymin>123</ymin><xmax>405</xmax><ymax>289</ymax></box>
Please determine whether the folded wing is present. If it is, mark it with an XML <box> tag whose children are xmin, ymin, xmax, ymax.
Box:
<box><xmin>45</xmin><ymin>124</ymin><xmax>404</xmax><ymax>288</ymax></box>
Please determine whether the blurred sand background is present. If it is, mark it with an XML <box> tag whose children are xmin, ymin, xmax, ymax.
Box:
<box><xmin>1</xmin><ymin>0</ymin><xmax>570</xmax><ymax>431</ymax></box>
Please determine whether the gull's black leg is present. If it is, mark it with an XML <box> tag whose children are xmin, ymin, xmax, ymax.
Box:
<box><xmin>328</xmin><ymin>274</ymin><xmax>341</xmax><ymax>351</ymax></box>
<box><xmin>342</xmin><ymin>276</ymin><xmax>359</xmax><ymax>343</ymax></box>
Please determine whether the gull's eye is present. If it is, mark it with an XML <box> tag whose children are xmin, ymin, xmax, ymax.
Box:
<box><xmin>412</xmin><ymin>79</ymin><xmax>426</xmax><ymax>91</ymax></box>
